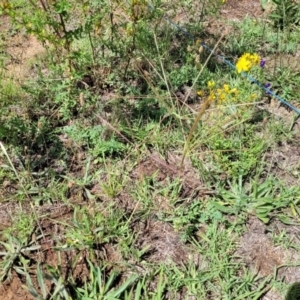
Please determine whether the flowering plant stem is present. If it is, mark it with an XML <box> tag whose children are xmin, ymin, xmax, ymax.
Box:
<box><xmin>180</xmin><ymin>97</ymin><xmax>212</xmax><ymax>170</ymax></box>
<box><xmin>180</xmin><ymin>33</ymin><xmax>225</xmax><ymax>169</ymax></box>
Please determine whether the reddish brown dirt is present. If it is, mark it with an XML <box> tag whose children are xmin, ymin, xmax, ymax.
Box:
<box><xmin>221</xmin><ymin>0</ymin><xmax>264</xmax><ymax>21</ymax></box>
<box><xmin>134</xmin><ymin>219</ymin><xmax>189</xmax><ymax>263</ymax></box>
<box><xmin>0</xmin><ymin>276</ymin><xmax>35</xmax><ymax>300</ymax></box>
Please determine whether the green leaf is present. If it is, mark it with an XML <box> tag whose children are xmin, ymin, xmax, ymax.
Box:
<box><xmin>212</xmin><ymin>202</ymin><xmax>236</xmax><ymax>214</ymax></box>
<box><xmin>257</xmin><ymin>215</ymin><xmax>270</xmax><ymax>223</ymax></box>
<box><xmin>37</xmin><ymin>264</ymin><xmax>48</xmax><ymax>298</ymax></box>
<box><xmin>105</xmin><ymin>274</ymin><xmax>139</xmax><ymax>298</ymax></box>
<box><xmin>278</xmin><ymin>215</ymin><xmax>298</xmax><ymax>225</ymax></box>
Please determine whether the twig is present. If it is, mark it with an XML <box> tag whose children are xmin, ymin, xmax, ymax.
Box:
<box><xmin>96</xmin><ymin>114</ymin><xmax>132</xmax><ymax>145</ymax></box>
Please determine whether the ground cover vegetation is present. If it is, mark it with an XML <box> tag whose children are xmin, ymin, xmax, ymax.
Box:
<box><xmin>0</xmin><ymin>0</ymin><xmax>300</xmax><ymax>299</ymax></box>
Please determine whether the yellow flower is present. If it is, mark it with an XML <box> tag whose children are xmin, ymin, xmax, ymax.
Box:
<box><xmin>209</xmin><ymin>91</ymin><xmax>216</xmax><ymax>101</ymax></box>
<box><xmin>219</xmin><ymin>93</ymin><xmax>226</xmax><ymax>102</ymax></box>
<box><xmin>197</xmin><ymin>90</ymin><xmax>203</xmax><ymax>96</ymax></box>
<box><xmin>223</xmin><ymin>84</ymin><xmax>230</xmax><ymax>93</ymax></box>
<box><xmin>229</xmin><ymin>87</ymin><xmax>238</xmax><ymax>95</ymax></box>
<box><xmin>236</xmin><ymin>53</ymin><xmax>261</xmax><ymax>73</ymax></box>
<box><xmin>207</xmin><ymin>81</ymin><xmax>215</xmax><ymax>88</ymax></box>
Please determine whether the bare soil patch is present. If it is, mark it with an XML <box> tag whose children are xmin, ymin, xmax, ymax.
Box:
<box><xmin>4</xmin><ymin>34</ymin><xmax>45</xmax><ymax>80</ymax></box>
<box><xmin>0</xmin><ymin>276</ymin><xmax>35</xmax><ymax>300</ymax></box>
<box><xmin>221</xmin><ymin>0</ymin><xmax>264</xmax><ymax>21</ymax></box>
<box><xmin>1</xmin><ymin>16</ymin><xmax>45</xmax><ymax>81</ymax></box>
<box><xmin>266</xmin><ymin>140</ymin><xmax>300</xmax><ymax>186</ymax></box>
<box><xmin>237</xmin><ymin>216</ymin><xmax>300</xmax><ymax>300</ymax></box>
<box><xmin>134</xmin><ymin>219</ymin><xmax>189</xmax><ymax>264</ymax></box>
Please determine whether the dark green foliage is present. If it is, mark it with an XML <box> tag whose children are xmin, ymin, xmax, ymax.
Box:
<box><xmin>270</xmin><ymin>0</ymin><xmax>300</xmax><ymax>29</ymax></box>
<box><xmin>286</xmin><ymin>283</ymin><xmax>300</xmax><ymax>300</ymax></box>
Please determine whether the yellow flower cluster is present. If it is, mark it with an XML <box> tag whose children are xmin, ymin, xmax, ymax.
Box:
<box><xmin>236</xmin><ymin>53</ymin><xmax>260</xmax><ymax>73</ymax></box>
<box><xmin>217</xmin><ymin>84</ymin><xmax>238</xmax><ymax>103</ymax></box>
<box><xmin>197</xmin><ymin>81</ymin><xmax>239</xmax><ymax>104</ymax></box>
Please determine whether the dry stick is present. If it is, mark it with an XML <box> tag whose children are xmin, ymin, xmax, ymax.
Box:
<box><xmin>180</xmin><ymin>97</ymin><xmax>212</xmax><ymax>169</ymax></box>
<box><xmin>96</xmin><ymin>115</ymin><xmax>132</xmax><ymax>145</ymax></box>
<box><xmin>38</xmin><ymin>0</ymin><xmax>48</xmax><ymax>12</ymax></box>
<box><xmin>134</xmin><ymin>61</ymin><xmax>173</xmax><ymax>115</ymax></box>
<box><xmin>133</xmin><ymin>60</ymin><xmax>188</xmax><ymax>146</ymax></box>
<box><xmin>96</xmin><ymin>64</ymin><xmax>177</xmax><ymax>169</ymax></box>
<box><xmin>144</xmin><ymin>57</ymin><xmax>197</xmax><ymax>114</ymax></box>
<box><xmin>36</xmin><ymin>0</ymin><xmax>62</xmax><ymax>39</ymax></box>
<box><xmin>135</xmin><ymin>61</ymin><xmax>195</xmax><ymax>147</ymax></box>
<box><xmin>135</xmin><ymin>43</ymin><xmax>198</xmax><ymax>122</ymax></box>
<box><xmin>180</xmin><ymin>33</ymin><xmax>225</xmax><ymax>169</ymax></box>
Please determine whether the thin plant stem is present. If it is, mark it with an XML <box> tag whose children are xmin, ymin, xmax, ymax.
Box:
<box><xmin>180</xmin><ymin>97</ymin><xmax>212</xmax><ymax>169</ymax></box>
<box><xmin>153</xmin><ymin>32</ymin><xmax>174</xmax><ymax>110</ymax></box>
<box><xmin>180</xmin><ymin>33</ymin><xmax>225</xmax><ymax>168</ymax></box>
<box><xmin>0</xmin><ymin>141</ymin><xmax>21</xmax><ymax>183</ymax></box>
